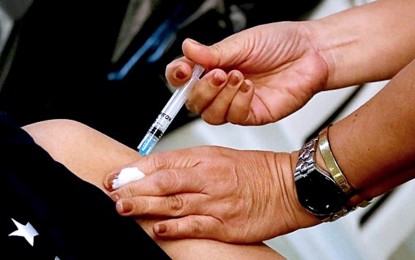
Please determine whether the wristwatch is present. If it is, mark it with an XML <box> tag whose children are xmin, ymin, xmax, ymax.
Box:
<box><xmin>294</xmin><ymin>137</ymin><xmax>352</xmax><ymax>222</ymax></box>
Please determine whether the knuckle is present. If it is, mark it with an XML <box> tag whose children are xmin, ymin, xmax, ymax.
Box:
<box><xmin>137</xmin><ymin>199</ymin><xmax>151</xmax><ymax>214</ymax></box>
<box><xmin>153</xmin><ymin>170</ymin><xmax>183</xmax><ymax>193</ymax></box>
<box><xmin>113</xmin><ymin>186</ymin><xmax>136</xmax><ymax>199</ymax></box>
<box><xmin>125</xmin><ymin>186</ymin><xmax>136</xmax><ymax>196</ymax></box>
<box><xmin>148</xmin><ymin>153</ymin><xmax>170</xmax><ymax>170</ymax></box>
<box><xmin>188</xmin><ymin>217</ymin><xmax>203</xmax><ymax>235</ymax></box>
<box><xmin>202</xmin><ymin>113</ymin><xmax>224</xmax><ymax>125</ymax></box>
<box><xmin>167</xmin><ymin>195</ymin><xmax>185</xmax><ymax>215</ymax></box>
<box><xmin>186</xmin><ymin>102</ymin><xmax>199</xmax><ymax>115</ymax></box>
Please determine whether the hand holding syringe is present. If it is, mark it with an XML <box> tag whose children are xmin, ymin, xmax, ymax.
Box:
<box><xmin>137</xmin><ymin>65</ymin><xmax>205</xmax><ymax>155</ymax></box>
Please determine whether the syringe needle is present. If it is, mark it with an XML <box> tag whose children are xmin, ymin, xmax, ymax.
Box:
<box><xmin>137</xmin><ymin>65</ymin><xmax>205</xmax><ymax>156</ymax></box>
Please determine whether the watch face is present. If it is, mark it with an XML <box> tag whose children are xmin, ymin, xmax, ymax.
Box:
<box><xmin>295</xmin><ymin>169</ymin><xmax>345</xmax><ymax>217</ymax></box>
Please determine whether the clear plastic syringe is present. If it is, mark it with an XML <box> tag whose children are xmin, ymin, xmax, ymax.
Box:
<box><xmin>137</xmin><ymin>65</ymin><xmax>205</xmax><ymax>155</ymax></box>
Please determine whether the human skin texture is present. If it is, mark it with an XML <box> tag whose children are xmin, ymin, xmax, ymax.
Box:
<box><xmin>23</xmin><ymin>119</ymin><xmax>284</xmax><ymax>260</ymax></box>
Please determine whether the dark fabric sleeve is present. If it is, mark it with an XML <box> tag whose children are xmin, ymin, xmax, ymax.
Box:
<box><xmin>0</xmin><ymin>112</ymin><xmax>171</xmax><ymax>260</ymax></box>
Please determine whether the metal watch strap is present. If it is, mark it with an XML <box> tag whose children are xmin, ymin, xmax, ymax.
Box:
<box><xmin>295</xmin><ymin>136</ymin><xmax>355</xmax><ymax>222</ymax></box>
<box><xmin>294</xmin><ymin>137</ymin><xmax>317</xmax><ymax>181</ymax></box>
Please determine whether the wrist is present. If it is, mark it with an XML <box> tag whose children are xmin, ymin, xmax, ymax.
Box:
<box><xmin>318</xmin><ymin>125</ymin><xmax>372</xmax><ymax>208</ymax></box>
<box><xmin>293</xmin><ymin>136</ymin><xmax>349</xmax><ymax>222</ymax></box>
<box><xmin>292</xmin><ymin>126</ymin><xmax>371</xmax><ymax>222</ymax></box>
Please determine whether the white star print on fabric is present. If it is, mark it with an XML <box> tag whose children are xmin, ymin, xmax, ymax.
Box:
<box><xmin>8</xmin><ymin>218</ymin><xmax>39</xmax><ymax>246</ymax></box>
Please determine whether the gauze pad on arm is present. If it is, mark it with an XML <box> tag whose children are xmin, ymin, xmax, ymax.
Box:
<box><xmin>112</xmin><ymin>167</ymin><xmax>145</xmax><ymax>189</ymax></box>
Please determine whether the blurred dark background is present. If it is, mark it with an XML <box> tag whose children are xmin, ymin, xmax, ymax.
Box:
<box><xmin>0</xmin><ymin>0</ymin><xmax>322</xmax><ymax>149</ymax></box>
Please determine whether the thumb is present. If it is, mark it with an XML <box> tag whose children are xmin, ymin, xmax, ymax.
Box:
<box><xmin>182</xmin><ymin>37</ymin><xmax>247</xmax><ymax>70</ymax></box>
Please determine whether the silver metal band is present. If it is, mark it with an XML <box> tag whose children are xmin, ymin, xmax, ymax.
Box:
<box><xmin>294</xmin><ymin>137</ymin><xmax>318</xmax><ymax>181</ymax></box>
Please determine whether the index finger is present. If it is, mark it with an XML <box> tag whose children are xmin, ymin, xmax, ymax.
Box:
<box><xmin>165</xmin><ymin>58</ymin><xmax>194</xmax><ymax>87</ymax></box>
<box><xmin>105</xmin><ymin>148</ymin><xmax>207</xmax><ymax>193</ymax></box>
<box><xmin>111</xmin><ymin>167</ymin><xmax>207</xmax><ymax>200</ymax></box>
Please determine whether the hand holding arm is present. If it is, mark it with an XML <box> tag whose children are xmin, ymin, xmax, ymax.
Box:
<box><xmin>105</xmin><ymin>147</ymin><xmax>319</xmax><ymax>243</ymax></box>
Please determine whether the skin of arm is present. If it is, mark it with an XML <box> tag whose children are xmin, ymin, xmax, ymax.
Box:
<box><xmin>101</xmin><ymin>0</ymin><xmax>415</xmax><ymax>244</ymax></box>
<box><xmin>22</xmin><ymin>119</ymin><xmax>284</xmax><ymax>260</ymax></box>
<box><xmin>311</xmin><ymin>0</ymin><xmax>415</xmax><ymax>88</ymax></box>
<box><xmin>329</xmin><ymin>57</ymin><xmax>415</xmax><ymax>204</ymax></box>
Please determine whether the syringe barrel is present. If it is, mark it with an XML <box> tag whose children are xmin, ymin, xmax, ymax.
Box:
<box><xmin>161</xmin><ymin>65</ymin><xmax>204</xmax><ymax>123</ymax></box>
<box><xmin>137</xmin><ymin>65</ymin><xmax>204</xmax><ymax>155</ymax></box>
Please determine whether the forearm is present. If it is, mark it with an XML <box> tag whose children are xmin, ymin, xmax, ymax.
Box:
<box><xmin>310</xmin><ymin>0</ymin><xmax>415</xmax><ymax>89</ymax></box>
<box><xmin>23</xmin><ymin>119</ymin><xmax>283</xmax><ymax>259</ymax></box>
<box><xmin>329</xmin><ymin>58</ymin><xmax>415</xmax><ymax>204</ymax></box>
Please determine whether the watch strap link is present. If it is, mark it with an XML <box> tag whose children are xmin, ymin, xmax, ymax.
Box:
<box><xmin>294</xmin><ymin>137</ymin><xmax>317</xmax><ymax>181</ymax></box>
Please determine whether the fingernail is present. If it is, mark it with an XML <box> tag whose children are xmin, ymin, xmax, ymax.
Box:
<box><xmin>211</xmin><ymin>71</ymin><xmax>226</xmax><ymax>87</ymax></box>
<box><xmin>175</xmin><ymin>66</ymin><xmax>186</xmax><ymax>80</ymax></box>
<box><xmin>104</xmin><ymin>173</ymin><xmax>118</xmax><ymax>190</ymax></box>
<box><xmin>154</xmin><ymin>223</ymin><xmax>167</xmax><ymax>234</ymax></box>
<box><xmin>240</xmin><ymin>80</ymin><xmax>251</xmax><ymax>93</ymax></box>
<box><xmin>229</xmin><ymin>72</ymin><xmax>241</xmax><ymax>87</ymax></box>
<box><xmin>116</xmin><ymin>199</ymin><xmax>133</xmax><ymax>214</ymax></box>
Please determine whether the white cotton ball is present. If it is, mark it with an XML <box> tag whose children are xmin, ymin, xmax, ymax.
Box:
<box><xmin>112</xmin><ymin>167</ymin><xmax>145</xmax><ymax>189</ymax></box>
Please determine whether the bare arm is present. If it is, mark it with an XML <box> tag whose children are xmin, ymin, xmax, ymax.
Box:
<box><xmin>22</xmin><ymin>119</ymin><xmax>284</xmax><ymax>260</ymax></box>
<box><xmin>312</xmin><ymin>0</ymin><xmax>415</xmax><ymax>88</ymax></box>
<box><xmin>327</xmin><ymin>57</ymin><xmax>415</xmax><ymax>204</ymax></box>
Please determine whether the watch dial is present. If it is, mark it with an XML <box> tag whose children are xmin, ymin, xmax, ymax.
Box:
<box><xmin>296</xmin><ymin>171</ymin><xmax>345</xmax><ymax>216</ymax></box>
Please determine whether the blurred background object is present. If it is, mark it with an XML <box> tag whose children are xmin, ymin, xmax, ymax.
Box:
<box><xmin>0</xmin><ymin>0</ymin><xmax>321</xmax><ymax>149</ymax></box>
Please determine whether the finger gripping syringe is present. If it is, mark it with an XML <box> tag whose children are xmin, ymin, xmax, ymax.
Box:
<box><xmin>137</xmin><ymin>65</ymin><xmax>205</xmax><ymax>155</ymax></box>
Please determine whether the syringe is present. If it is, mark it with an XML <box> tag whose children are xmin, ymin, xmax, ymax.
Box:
<box><xmin>137</xmin><ymin>65</ymin><xmax>205</xmax><ymax>155</ymax></box>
